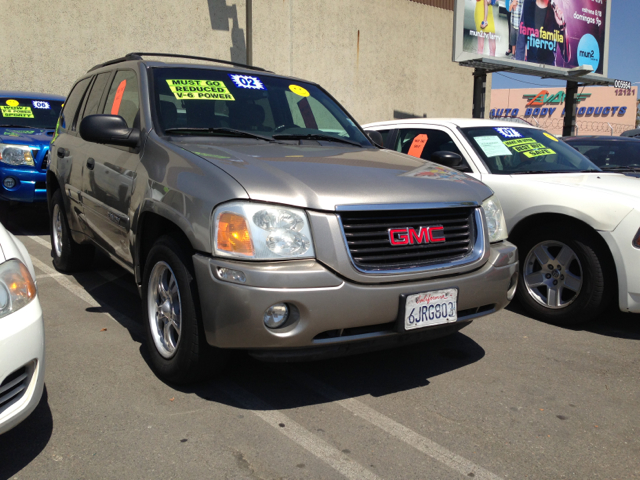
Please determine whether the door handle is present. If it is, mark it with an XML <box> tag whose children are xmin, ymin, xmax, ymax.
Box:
<box><xmin>57</xmin><ymin>147</ymin><xmax>69</xmax><ymax>158</ymax></box>
<box><xmin>87</xmin><ymin>158</ymin><xmax>95</xmax><ymax>170</ymax></box>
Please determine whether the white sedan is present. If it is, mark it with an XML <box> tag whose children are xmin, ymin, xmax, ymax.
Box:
<box><xmin>363</xmin><ymin>118</ymin><xmax>640</xmax><ymax>325</ymax></box>
<box><xmin>0</xmin><ymin>223</ymin><xmax>44</xmax><ymax>435</ymax></box>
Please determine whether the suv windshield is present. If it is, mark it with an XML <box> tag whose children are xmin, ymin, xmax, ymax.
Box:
<box><xmin>151</xmin><ymin>68</ymin><xmax>371</xmax><ymax>147</ymax></box>
<box><xmin>461</xmin><ymin>126</ymin><xmax>600</xmax><ymax>174</ymax></box>
<box><xmin>0</xmin><ymin>97</ymin><xmax>63</xmax><ymax>129</ymax></box>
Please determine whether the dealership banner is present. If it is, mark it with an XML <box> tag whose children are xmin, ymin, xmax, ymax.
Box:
<box><xmin>490</xmin><ymin>86</ymin><xmax>637</xmax><ymax>136</ymax></box>
<box><xmin>454</xmin><ymin>0</ymin><xmax>610</xmax><ymax>75</ymax></box>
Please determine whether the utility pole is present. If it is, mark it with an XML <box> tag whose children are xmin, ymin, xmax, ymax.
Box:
<box><xmin>246</xmin><ymin>0</ymin><xmax>253</xmax><ymax>66</ymax></box>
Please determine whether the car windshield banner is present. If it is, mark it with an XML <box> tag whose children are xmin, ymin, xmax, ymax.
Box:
<box><xmin>454</xmin><ymin>0</ymin><xmax>609</xmax><ymax>75</ymax></box>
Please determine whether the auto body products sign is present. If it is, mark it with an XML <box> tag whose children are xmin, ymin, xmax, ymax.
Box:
<box><xmin>459</xmin><ymin>0</ymin><xmax>608</xmax><ymax>74</ymax></box>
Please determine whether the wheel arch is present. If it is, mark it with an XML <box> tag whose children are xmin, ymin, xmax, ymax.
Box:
<box><xmin>134</xmin><ymin>204</ymin><xmax>201</xmax><ymax>286</ymax></box>
<box><xmin>46</xmin><ymin>170</ymin><xmax>61</xmax><ymax>204</ymax></box>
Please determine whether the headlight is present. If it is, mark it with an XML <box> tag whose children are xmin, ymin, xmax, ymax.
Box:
<box><xmin>213</xmin><ymin>201</ymin><xmax>315</xmax><ymax>260</ymax></box>
<box><xmin>482</xmin><ymin>196</ymin><xmax>508</xmax><ymax>243</ymax></box>
<box><xmin>0</xmin><ymin>143</ymin><xmax>35</xmax><ymax>167</ymax></box>
<box><xmin>0</xmin><ymin>259</ymin><xmax>37</xmax><ymax>319</ymax></box>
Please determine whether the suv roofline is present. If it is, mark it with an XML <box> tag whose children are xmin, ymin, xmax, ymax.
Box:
<box><xmin>88</xmin><ymin>52</ymin><xmax>271</xmax><ymax>73</ymax></box>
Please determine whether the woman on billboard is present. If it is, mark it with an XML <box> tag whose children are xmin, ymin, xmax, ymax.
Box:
<box><xmin>475</xmin><ymin>0</ymin><xmax>497</xmax><ymax>57</ymax></box>
<box><xmin>515</xmin><ymin>0</ymin><xmax>571</xmax><ymax>66</ymax></box>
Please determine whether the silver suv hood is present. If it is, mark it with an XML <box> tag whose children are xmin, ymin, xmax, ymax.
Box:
<box><xmin>173</xmin><ymin>140</ymin><xmax>493</xmax><ymax>211</ymax></box>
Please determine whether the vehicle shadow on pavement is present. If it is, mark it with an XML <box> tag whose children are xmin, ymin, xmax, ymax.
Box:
<box><xmin>1</xmin><ymin>202</ymin><xmax>49</xmax><ymax>236</ymax></box>
<box><xmin>176</xmin><ymin>330</ymin><xmax>485</xmax><ymax>411</ymax></box>
<box><xmin>506</xmin><ymin>300</ymin><xmax>640</xmax><ymax>340</ymax></box>
<box><xmin>0</xmin><ymin>387</ymin><xmax>53</xmax><ymax>478</ymax></box>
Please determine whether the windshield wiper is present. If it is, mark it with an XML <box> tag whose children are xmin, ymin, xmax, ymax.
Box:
<box><xmin>599</xmin><ymin>165</ymin><xmax>640</xmax><ymax>172</ymax></box>
<box><xmin>164</xmin><ymin>127</ymin><xmax>276</xmax><ymax>143</ymax></box>
<box><xmin>272</xmin><ymin>133</ymin><xmax>363</xmax><ymax>147</ymax></box>
<box><xmin>0</xmin><ymin>124</ymin><xmax>40</xmax><ymax>129</ymax></box>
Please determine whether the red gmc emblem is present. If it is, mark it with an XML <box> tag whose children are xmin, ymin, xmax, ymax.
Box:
<box><xmin>388</xmin><ymin>226</ymin><xmax>445</xmax><ymax>246</ymax></box>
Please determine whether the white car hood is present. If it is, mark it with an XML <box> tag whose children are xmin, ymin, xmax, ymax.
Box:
<box><xmin>522</xmin><ymin>172</ymin><xmax>640</xmax><ymax>199</ymax></box>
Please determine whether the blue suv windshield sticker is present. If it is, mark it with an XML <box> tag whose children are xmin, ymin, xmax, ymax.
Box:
<box><xmin>228</xmin><ymin>74</ymin><xmax>266</xmax><ymax>90</ymax></box>
<box><xmin>1</xmin><ymin>106</ymin><xmax>34</xmax><ymax>118</ymax></box>
<box><xmin>289</xmin><ymin>85</ymin><xmax>310</xmax><ymax>97</ymax></box>
<box><xmin>32</xmin><ymin>100</ymin><xmax>51</xmax><ymax>109</ymax></box>
<box><xmin>494</xmin><ymin>127</ymin><xmax>522</xmax><ymax>138</ymax></box>
<box><xmin>166</xmin><ymin>79</ymin><xmax>235</xmax><ymax>101</ymax></box>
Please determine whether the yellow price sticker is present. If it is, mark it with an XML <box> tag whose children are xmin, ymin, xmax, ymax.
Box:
<box><xmin>289</xmin><ymin>85</ymin><xmax>310</xmax><ymax>97</ymax></box>
<box><xmin>6</xmin><ymin>99</ymin><xmax>19</xmax><ymax>107</ymax></box>
<box><xmin>523</xmin><ymin>147</ymin><xmax>556</xmax><ymax>158</ymax></box>
<box><xmin>166</xmin><ymin>79</ymin><xmax>235</xmax><ymax>101</ymax></box>
<box><xmin>503</xmin><ymin>137</ymin><xmax>537</xmax><ymax>148</ymax></box>
<box><xmin>0</xmin><ymin>106</ymin><xmax>34</xmax><ymax>118</ymax></box>
<box><xmin>544</xmin><ymin>132</ymin><xmax>559</xmax><ymax>142</ymax></box>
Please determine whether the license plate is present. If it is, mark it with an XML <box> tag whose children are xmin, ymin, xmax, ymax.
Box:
<box><xmin>403</xmin><ymin>288</ymin><xmax>458</xmax><ymax>331</ymax></box>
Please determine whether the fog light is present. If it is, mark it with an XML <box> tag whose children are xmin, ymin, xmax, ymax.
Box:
<box><xmin>217</xmin><ymin>267</ymin><xmax>246</xmax><ymax>284</ymax></box>
<box><xmin>264</xmin><ymin>303</ymin><xmax>289</xmax><ymax>329</ymax></box>
<box><xmin>3</xmin><ymin>177</ymin><xmax>16</xmax><ymax>189</ymax></box>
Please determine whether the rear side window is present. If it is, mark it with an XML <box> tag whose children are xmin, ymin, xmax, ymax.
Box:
<box><xmin>395</xmin><ymin>128</ymin><xmax>470</xmax><ymax>170</ymax></box>
<box><xmin>60</xmin><ymin>77</ymin><xmax>91</xmax><ymax>133</ymax></box>
<box><xmin>103</xmin><ymin>70</ymin><xmax>140</xmax><ymax>128</ymax></box>
<box><xmin>81</xmin><ymin>72</ymin><xmax>112</xmax><ymax>120</ymax></box>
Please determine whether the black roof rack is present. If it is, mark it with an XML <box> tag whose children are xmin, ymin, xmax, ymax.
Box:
<box><xmin>88</xmin><ymin>52</ymin><xmax>269</xmax><ymax>73</ymax></box>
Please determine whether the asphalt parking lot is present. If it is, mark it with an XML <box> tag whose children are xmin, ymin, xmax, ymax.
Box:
<box><xmin>1</xmin><ymin>204</ymin><xmax>639</xmax><ymax>480</ymax></box>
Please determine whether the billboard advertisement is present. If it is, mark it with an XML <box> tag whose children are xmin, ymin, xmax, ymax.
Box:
<box><xmin>453</xmin><ymin>0</ymin><xmax>611</xmax><ymax>76</ymax></box>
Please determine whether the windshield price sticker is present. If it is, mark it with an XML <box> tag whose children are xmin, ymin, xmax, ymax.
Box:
<box><xmin>494</xmin><ymin>127</ymin><xmax>522</xmax><ymax>138</ymax></box>
<box><xmin>229</xmin><ymin>74</ymin><xmax>266</xmax><ymax>90</ymax></box>
<box><xmin>1</xmin><ymin>106</ymin><xmax>34</xmax><ymax>118</ymax></box>
<box><xmin>503</xmin><ymin>137</ymin><xmax>537</xmax><ymax>148</ymax></box>
<box><xmin>543</xmin><ymin>132</ymin><xmax>559</xmax><ymax>142</ymax></box>
<box><xmin>523</xmin><ymin>147</ymin><xmax>556</xmax><ymax>158</ymax></box>
<box><xmin>404</xmin><ymin>288</ymin><xmax>458</xmax><ymax>331</ymax></box>
<box><xmin>511</xmin><ymin>142</ymin><xmax>546</xmax><ymax>153</ymax></box>
<box><xmin>166</xmin><ymin>79</ymin><xmax>235</xmax><ymax>101</ymax></box>
<box><xmin>6</xmin><ymin>99</ymin><xmax>19</xmax><ymax>107</ymax></box>
<box><xmin>32</xmin><ymin>100</ymin><xmax>51</xmax><ymax>109</ymax></box>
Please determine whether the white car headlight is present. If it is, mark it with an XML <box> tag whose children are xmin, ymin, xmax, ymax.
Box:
<box><xmin>213</xmin><ymin>201</ymin><xmax>315</xmax><ymax>260</ymax></box>
<box><xmin>0</xmin><ymin>259</ymin><xmax>37</xmax><ymax>319</ymax></box>
<box><xmin>482</xmin><ymin>196</ymin><xmax>508</xmax><ymax>243</ymax></box>
<box><xmin>0</xmin><ymin>143</ymin><xmax>35</xmax><ymax>167</ymax></box>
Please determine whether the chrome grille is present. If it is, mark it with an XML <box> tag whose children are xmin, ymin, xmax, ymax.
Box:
<box><xmin>339</xmin><ymin>207</ymin><xmax>476</xmax><ymax>271</ymax></box>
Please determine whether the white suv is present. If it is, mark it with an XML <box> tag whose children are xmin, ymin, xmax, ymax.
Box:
<box><xmin>364</xmin><ymin>118</ymin><xmax>640</xmax><ymax>325</ymax></box>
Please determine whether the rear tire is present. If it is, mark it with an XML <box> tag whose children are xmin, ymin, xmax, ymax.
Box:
<box><xmin>49</xmin><ymin>189</ymin><xmax>94</xmax><ymax>272</ymax></box>
<box><xmin>142</xmin><ymin>234</ymin><xmax>227</xmax><ymax>384</ymax></box>
<box><xmin>514</xmin><ymin>224</ymin><xmax>614</xmax><ymax>325</ymax></box>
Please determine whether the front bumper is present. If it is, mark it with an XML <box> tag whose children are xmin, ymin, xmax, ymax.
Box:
<box><xmin>193</xmin><ymin>241</ymin><xmax>518</xmax><ymax>357</ymax></box>
<box><xmin>0</xmin><ymin>298</ymin><xmax>45</xmax><ymax>435</ymax></box>
<box><xmin>0</xmin><ymin>166</ymin><xmax>47</xmax><ymax>203</ymax></box>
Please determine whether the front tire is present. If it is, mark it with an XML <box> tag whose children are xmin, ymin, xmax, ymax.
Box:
<box><xmin>49</xmin><ymin>189</ymin><xmax>94</xmax><ymax>272</ymax></box>
<box><xmin>514</xmin><ymin>225</ymin><xmax>614</xmax><ymax>325</ymax></box>
<box><xmin>142</xmin><ymin>235</ymin><xmax>227</xmax><ymax>384</ymax></box>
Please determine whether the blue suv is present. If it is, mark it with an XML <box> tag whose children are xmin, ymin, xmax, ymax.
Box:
<box><xmin>0</xmin><ymin>91</ymin><xmax>64</xmax><ymax>214</ymax></box>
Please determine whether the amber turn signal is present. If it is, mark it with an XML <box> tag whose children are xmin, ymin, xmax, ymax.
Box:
<box><xmin>217</xmin><ymin>212</ymin><xmax>255</xmax><ymax>256</ymax></box>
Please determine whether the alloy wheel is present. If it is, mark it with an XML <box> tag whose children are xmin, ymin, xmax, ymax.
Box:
<box><xmin>523</xmin><ymin>240</ymin><xmax>583</xmax><ymax>309</ymax></box>
<box><xmin>147</xmin><ymin>261</ymin><xmax>182</xmax><ymax>358</ymax></box>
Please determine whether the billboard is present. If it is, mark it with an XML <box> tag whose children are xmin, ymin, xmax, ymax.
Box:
<box><xmin>453</xmin><ymin>0</ymin><xmax>611</xmax><ymax>76</ymax></box>
<box><xmin>489</xmin><ymin>86</ymin><xmax>638</xmax><ymax>135</ymax></box>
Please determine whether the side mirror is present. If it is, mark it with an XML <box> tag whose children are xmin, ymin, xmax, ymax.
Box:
<box><xmin>365</xmin><ymin>130</ymin><xmax>384</xmax><ymax>147</ymax></box>
<box><xmin>80</xmin><ymin>114</ymin><xmax>140</xmax><ymax>148</ymax></box>
<box><xmin>430</xmin><ymin>151</ymin><xmax>463</xmax><ymax>168</ymax></box>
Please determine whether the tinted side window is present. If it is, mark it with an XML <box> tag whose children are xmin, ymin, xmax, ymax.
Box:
<box><xmin>81</xmin><ymin>72</ymin><xmax>112</xmax><ymax>120</ymax></box>
<box><xmin>103</xmin><ymin>70</ymin><xmax>139</xmax><ymax>128</ymax></box>
<box><xmin>395</xmin><ymin>129</ymin><xmax>470</xmax><ymax>169</ymax></box>
<box><xmin>376</xmin><ymin>130</ymin><xmax>391</xmax><ymax>148</ymax></box>
<box><xmin>59</xmin><ymin>77</ymin><xmax>91</xmax><ymax>133</ymax></box>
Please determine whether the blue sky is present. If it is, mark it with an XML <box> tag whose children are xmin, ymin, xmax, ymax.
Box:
<box><xmin>491</xmin><ymin>1</ymin><xmax>640</xmax><ymax>90</ymax></box>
